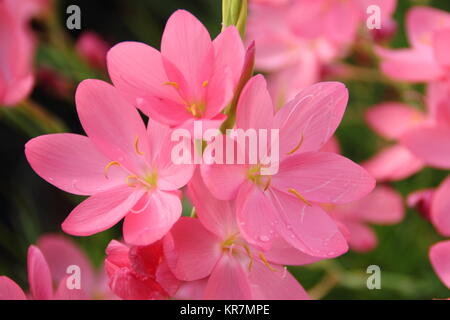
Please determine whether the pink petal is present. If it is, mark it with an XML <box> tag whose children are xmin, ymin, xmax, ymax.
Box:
<box><xmin>431</xmin><ymin>176</ymin><xmax>450</xmax><ymax>237</ymax></box>
<box><xmin>376</xmin><ymin>47</ymin><xmax>442</xmax><ymax>82</ymax></box>
<box><xmin>320</xmin><ymin>136</ymin><xmax>341</xmax><ymax>154</ymax></box>
<box><xmin>274</xmin><ymin>82</ymin><xmax>348</xmax><ymax>156</ymax></box>
<box><xmin>236</xmin><ymin>75</ymin><xmax>274</xmax><ymax>131</ymax></box>
<box><xmin>28</xmin><ymin>245</ymin><xmax>53</xmax><ymax>300</ymax></box>
<box><xmin>161</xmin><ymin>10</ymin><xmax>213</xmax><ymax>90</ymax></box>
<box><xmin>0</xmin><ymin>276</ymin><xmax>26</xmax><ymax>300</ymax></box>
<box><xmin>406</xmin><ymin>6</ymin><xmax>450</xmax><ymax>49</ymax></box>
<box><xmin>407</xmin><ymin>188</ymin><xmax>434</xmax><ymax>220</ymax></box>
<box><xmin>146</xmin><ymin>119</ymin><xmax>194</xmax><ymax>191</ymax></box>
<box><xmin>263</xmin><ymin>235</ymin><xmax>323</xmax><ymax>266</ymax></box>
<box><xmin>62</xmin><ymin>186</ymin><xmax>145</xmax><ymax>236</ymax></box>
<box><xmin>204</xmin><ymin>254</ymin><xmax>252</xmax><ymax>300</ymax></box>
<box><xmin>37</xmin><ymin>234</ymin><xmax>95</xmax><ymax>295</ymax></box>
<box><xmin>25</xmin><ymin>133</ymin><xmax>125</xmax><ymax>196</ymax></box>
<box><xmin>236</xmin><ymin>182</ymin><xmax>279</xmax><ymax>250</ymax></box>
<box><xmin>107</xmin><ymin>41</ymin><xmax>178</xmax><ymax>112</ymax></box>
<box><xmin>273</xmin><ymin>152</ymin><xmax>375</xmax><ymax>204</ymax></box>
<box><xmin>213</xmin><ymin>26</ymin><xmax>245</xmax><ymax>85</ymax></box>
<box><xmin>429</xmin><ymin>240</ymin><xmax>450</xmax><ymax>289</ymax></box>
<box><xmin>54</xmin><ymin>277</ymin><xmax>89</xmax><ymax>300</ymax></box>
<box><xmin>268</xmin><ymin>189</ymin><xmax>349</xmax><ymax>258</ymax></box>
<box><xmin>174</xmin><ymin>279</ymin><xmax>208</xmax><ymax>300</ymax></box>
<box><xmin>433</xmin><ymin>28</ymin><xmax>450</xmax><ymax>68</ymax></box>
<box><xmin>363</xmin><ymin>144</ymin><xmax>424</xmax><ymax>181</ymax></box>
<box><xmin>334</xmin><ymin>185</ymin><xmax>404</xmax><ymax>225</ymax></box>
<box><xmin>365</xmin><ymin>102</ymin><xmax>426</xmax><ymax>139</ymax></box>
<box><xmin>164</xmin><ymin>217</ymin><xmax>221</xmax><ymax>281</ymax></box>
<box><xmin>203</xmin><ymin>65</ymin><xmax>234</xmax><ymax>119</ymax></box>
<box><xmin>400</xmin><ymin>126</ymin><xmax>450</xmax><ymax>169</ymax></box>
<box><xmin>75</xmin><ymin>79</ymin><xmax>150</xmax><ymax>175</ymax></box>
<box><xmin>187</xmin><ymin>169</ymin><xmax>238</xmax><ymax>238</ymax></box>
<box><xmin>343</xmin><ymin>221</ymin><xmax>377</xmax><ymax>252</ymax></box>
<box><xmin>248</xmin><ymin>260</ymin><xmax>309</xmax><ymax>300</ymax></box>
<box><xmin>123</xmin><ymin>190</ymin><xmax>182</xmax><ymax>245</ymax></box>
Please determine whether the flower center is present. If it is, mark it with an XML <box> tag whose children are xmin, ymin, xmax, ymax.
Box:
<box><xmin>247</xmin><ymin>164</ymin><xmax>271</xmax><ymax>190</ymax></box>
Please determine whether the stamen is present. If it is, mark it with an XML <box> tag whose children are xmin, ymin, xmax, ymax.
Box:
<box><xmin>259</xmin><ymin>253</ymin><xmax>278</xmax><ymax>272</ymax></box>
<box><xmin>164</xmin><ymin>81</ymin><xmax>179</xmax><ymax>89</ymax></box>
<box><xmin>202</xmin><ymin>80</ymin><xmax>209</xmax><ymax>87</ymax></box>
<box><xmin>134</xmin><ymin>136</ymin><xmax>144</xmax><ymax>156</ymax></box>
<box><xmin>287</xmin><ymin>134</ymin><xmax>304</xmax><ymax>155</ymax></box>
<box><xmin>288</xmin><ymin>188</ymin><xmax>312</xmax><ymax>206</ymax></box>
<box><xmin>243</xmin><ymin>245</ymin><xmax>253</xmax><ymax>271</ymax></box>
<box><xmin>104</xmin><ymin>161</ymin><xmax>120</xmax><ymax>179</ymax></box>
<box><xmin>126</xmin><ymin>175</ymin><xmax>139</xmax><ymax>187</ymax></box>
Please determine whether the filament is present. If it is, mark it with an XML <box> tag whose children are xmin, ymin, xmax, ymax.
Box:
<box><xmin>287</xmin><ymin>188</ymin><xmax>312</xmax><ymax>206</ymax></box>
<box><xmin>287</xmin><ymin>134</ymin><xmax>304</xmax><ymax>155</ymax></box>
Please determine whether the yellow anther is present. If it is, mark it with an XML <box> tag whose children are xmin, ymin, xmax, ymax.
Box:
<box><xmin>259</xmin><ymin>253</ymin><xmax>278</xmax><ymax>272</ymax></box>
<box><xmin>104</xmin><ymin>161</ymin><xmax>120</xmax><ymax>179</ymax></box>
<box><xmin>287</xmin><ymin>134</ymin><xmax>304</xmax><ymax>155</ymax></box>
<box><xmin>126</xmin><ymin>175</ymin><xmax>139</xmax><ymax>187</ymax></box>
<box><xmin>244</xmin><ymin>245</ymin><xmax>253</xmax><ymax>271</ymax></box>
<box><xmin>202</xmin><ymin>80</ymin><xmax>209</xmax><ymax>87</ymax></box>
<box><xmin>222</xmin><ymin>233</ymin><xmax>238</xmax><ymax>248</ymax></box>
<box><xmin>134</xmin><ymin>136</ymin><xmax>144</xmax><ymax>156</ymax></box>
<box><xmin>288</xmin><ymin>188</ymin><xmax>312</xmax><ymax>206</ymax></box>
<box><xmin>164</xmin><ymin>81</ymin><xmax>179</xmax><ymax>89</ymax></box>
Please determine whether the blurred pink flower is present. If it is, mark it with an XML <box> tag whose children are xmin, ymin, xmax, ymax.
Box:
<box><xmin>0</xmin><ymin>0</ymin><xmax>48</xmax><ymax>106</ymax></box>
<box><xmin>25</xmin><ymin>80</ymin><xmax>194</xmax><ymax>245</ymax></box>
<box><xmin>201</xmin><ymin>76</ymin><xmax>375</xmax><ymax>257</ymax></box>
<box><xmin>37</xmin><ymin>234</ymin><xmax>114</xmax><ymax>299</ymax></box>
<box><xmin>407</xmin><ymin>188</ymin><xmax>434</xmax><ymax>221</ymax></box>
<box><xmin>377</xmin><ymin>6</ymin><xmax>450</xmax><ymax>82</ymax></box>
<box><xmin>164</xmin><ymin>170</ymin><xmax>313</xmax><ymax>300</ymax></box>
<box><xmin>76</xmin><ymin>31</ymin><xmax>110</xmax><ymax>70</ymax></box>
<box><xmin>328</xmin><ymin>185</ymin><xmax>404</xmax><ymax>252</ymax></box>
<box><xmin>0</xmin><ymin>245</ymin><xmax>87</xmax><ymax>300</ymax></box>
<box><xmin>363</xmin><ymin>102</ymin><xmax>426</xmax><ymax>181</ymax></box>
<box><xmin>429</xmin><ymin>240</ymin><xmax>450</xmax><ymax>293</ymax></box>
<box><xmin>105</xmin><ymin>240</ymin><xmax>181</xmax><ymax>300</ymax></box>
<box><xmin>107</xmin><ymin>10</ymin><xmax>245</xmax><ymax>129</ymax></box>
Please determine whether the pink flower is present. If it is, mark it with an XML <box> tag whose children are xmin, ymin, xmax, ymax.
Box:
<box><xmin>0</xmin><ymin>0</ymin><xmax>45</xmax><ymax>106</ymax></box>
<box><xmin>363</xmin><ymin>102</ymin><xmax>426</xmax><ymax>181</ymax></box>
<box><xmin>201</xmin><ymin>76</ymin><xmax>375</xmax><ymax>257</ymax></box>
<box><xmin>107</xmin><ymin>10</ymin><xmax>245</xmax><ymax>129</ymax></box>
<box><xmin>0</xmin><ymin>244</ymin><xmax>87</xmax><ymax>300</ymax></box>
<box><xmin>407</xmin><ymin>188</ymin><xmax>434</xmax><ymax>221</ymax></box>
<box><xmin>429</xmin><ymin>240</ymin><xmax>450</xmax><ymax>294</ymax></box>
<box><xmin>37</xmin><ymin>234</ymin><xmax>115</xmax><ymax>299</ymax></box>
<box><xmin>25</xmin><ymin>80</ymin><xmax>194</xmax><ymax>245</ymax></box>
<box><xmin>105</xmin><ymin>240</ymin><xmax>180</xmax><ymax>300</ymax></box>
<box><xmin>76</xmin><ymin>32</ymin><xmax>110</xmax><ymax>70</ymax></box>
<box><xmin>328</xmin><ymin>185</ymin><xmax>404</xmax><ymax>252</ymax></box>
<box><xmin>377</xmin><ymin>6</ymin><xmax>450</xmax><ymax>82</ymax></box>
<box><xmin>164</xmin><ymin>170</ymin><xmax>313</xmax><ymax>300</ymax></box>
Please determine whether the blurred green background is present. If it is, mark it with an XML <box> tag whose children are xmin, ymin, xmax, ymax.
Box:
<box><xmin>0</xmin><ymin>0</ymin><xmax>449</xmax><ymax>299</ymax></box>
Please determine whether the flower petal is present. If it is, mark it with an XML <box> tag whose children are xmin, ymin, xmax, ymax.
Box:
<box><xmin>164</xmin><ymin>218</ymin><xmax>221</xmax><ymax>281</ymax></box>
<box><xmin>28</xmin><ymin>245</ymin><xmax>53</xmax><ymax>300</ymax></box>
<box><xmin>429</xmin><ymin>240</ymin><xmax>450</xmax><ymax>289</ymax></box>
<box><xmin>433</xmin><ymin>28</ymin><xmax>450</xmax><ymax>68</ymax></box>
<box><xmin>187</xmin><ymin>169</ymin><xmax>238</xmax><ymax>238</ymax></box>
<box><xmin>431</xmin><ymin>176</ymin><xmax>450</xmax><ymax>237</ymax></box>
<box><xmin>274</xmin><ymin>82</ymin><xmax>348</xmax><ymax>156</ymax></box>
<box><xmin>343</xmin><ymin>221</ymin><xmax>377</xmax><ymax>253</ymax></box>
<box><xmin>248</xmin><ymin>260</ymin><xmax>309</xmax><ymax>300</ymax></box>
<box><xmin>365</xmin><ymin>102</ymin><xmax>425</xmax><ymax>139</ymax></box>
<box><xmin>0</xmin><ymin>276</ymin><xmax>26</xmax><ymax>300</ymax></box>
<box><xmin>62</xmin><ymin>186</ymin><xmax>145</xmax><ymax>236</ymax></box>
<box><xmin>400</xmin><ymin>126</ymin><xmax>450</xmax><ymax>169</ymax></box>
<box><xmin>25</xmin><ymin>133</ymin><xmax>125</xmax><ymax>196</ymax></box>
<box><xmin>268</xmin><ymin>189</ymin><xmax>348</xmax><ymax>258</ymax></box>
<box><xmin>363</xmin><ymin>144</ymin><xmax>424</xmax><ymax>181</ymax></box>
<box><xmin>123</xmin><ymin>190</ymin><xmax>182</xmax><ymax>245</ymax></box>
<box><xmin>273</xmin><ymin>152</ymin><xmax>375</xmax><ymax>204</ymax></box>
<box><xmin>75</xmin><ymin>79</ymin><xmax>150</xmax><ymax>175</ymax></box>
<box><xmin>204</xmin><ymin>254</ymin><xmax>252</xmax><ymax>300</ymax></box>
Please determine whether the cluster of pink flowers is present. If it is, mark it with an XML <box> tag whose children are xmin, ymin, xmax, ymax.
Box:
<box><xmin>2</xmin><ymin>9</ymin><xmax>378</xmax><ymax>299</ymax></box>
